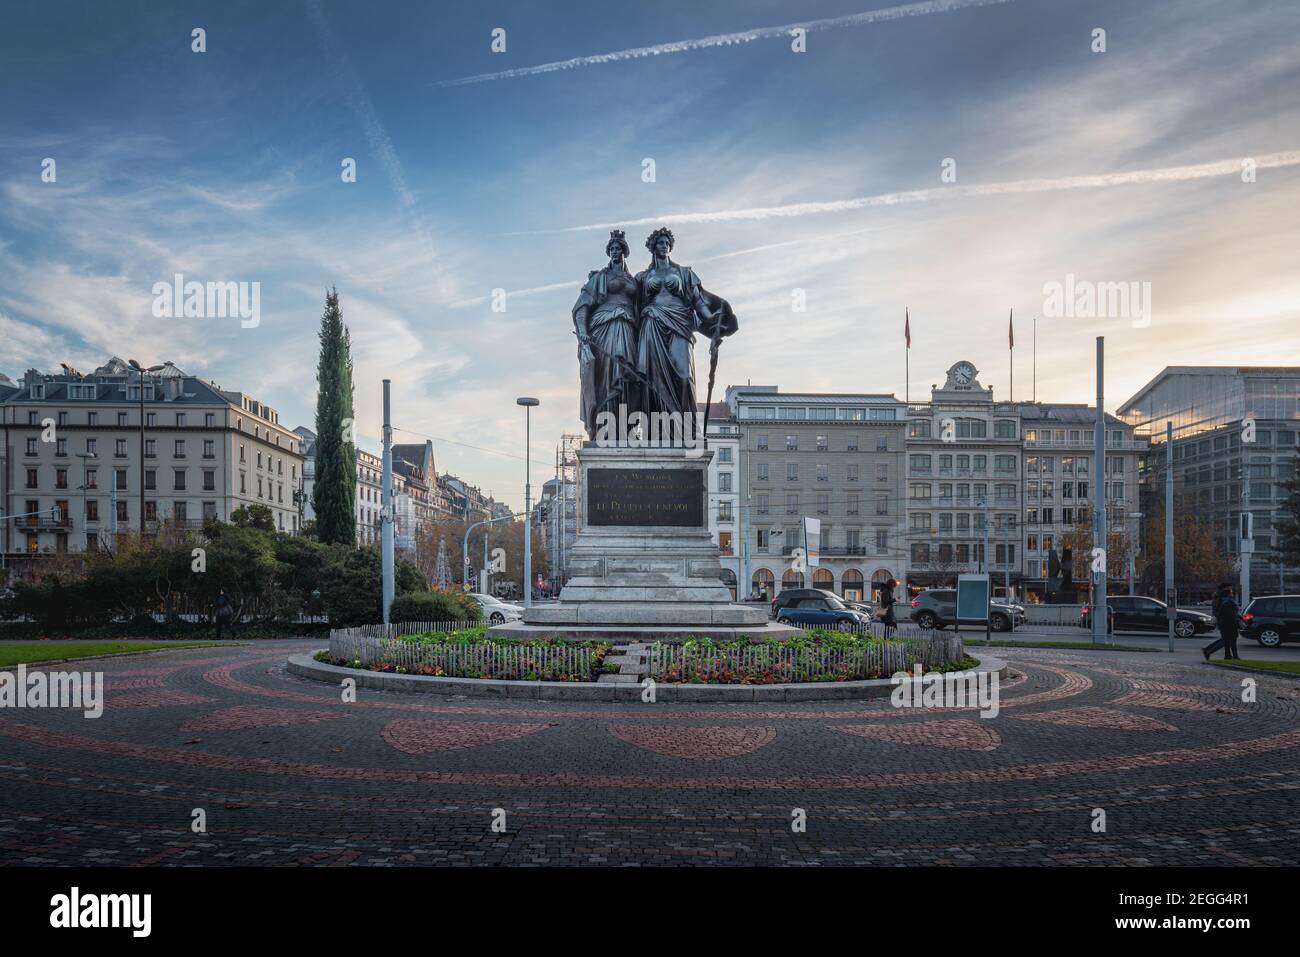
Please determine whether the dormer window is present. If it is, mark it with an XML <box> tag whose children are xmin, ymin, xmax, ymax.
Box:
<box><xmin>30</xmin><ymin>384</ymin><xmax>45</xmax><ymax>399</ymax></box>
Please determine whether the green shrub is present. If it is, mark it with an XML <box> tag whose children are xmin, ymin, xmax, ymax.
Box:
<box><xmin>389</xmin><ymin>590</ymin><xmax>481</xmax><ymax>624</ymax></box>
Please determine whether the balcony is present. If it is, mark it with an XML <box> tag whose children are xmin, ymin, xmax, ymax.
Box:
<box><xmin>19</xmin><ymin>514</ymin><xmax>72</xmax><ymax>529</ymax></box>
<box><xmin>781</xmin><ymin>545</ymin><xmax>868</xmax><ymax>557</ymax></box>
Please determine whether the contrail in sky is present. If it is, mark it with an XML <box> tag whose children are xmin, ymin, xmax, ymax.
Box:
<box><xmin>516</xmin><ymin>151</ymin><xmax>1300</xmax><ymax>234</ymax></box>
<box><xmin>433</xmin><ymin>0</ymin><xmax>1018</xmax><ymax>87</ymax></box>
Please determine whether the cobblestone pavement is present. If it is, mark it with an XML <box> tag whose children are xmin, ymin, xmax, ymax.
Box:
<box><xmin>2</xmin><ymin>640</ymin><xmax>1298</xmax><ymax>866</ymax></box>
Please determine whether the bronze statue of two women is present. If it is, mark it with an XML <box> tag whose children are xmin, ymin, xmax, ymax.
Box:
<box><xmin>572</xmin><ymin>227</ymin><xmax>737</xmax><ymax>439</ymax></box>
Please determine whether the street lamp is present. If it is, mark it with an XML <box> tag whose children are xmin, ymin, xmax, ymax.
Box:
<box><xmin>1126</xmin><ymin>510</ymin><xmax>1143</xmax><ymax>596</ymax></box>
<box><xmin>127</xmin><ymin>360</ymin><xmax>164</xmax><ymax>535</ymax></box>
<box><xmin>516</xmin><ymin>397</ymin><xmax>539</xmax><ymax>608</ymax></box>
<box><xmin>77</xmin><ymin>451</ymin><xmax>98</xmax><ymax>551</ymax></box>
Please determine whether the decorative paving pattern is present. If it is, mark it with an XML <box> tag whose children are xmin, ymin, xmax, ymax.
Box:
<box><xmin>607</xmin><ymin>725</ymin><xmax>777</xmax><ymax>760</ymax></box>
<box><xmin>833</xmin><ymin>719</ymin><xmax>1001</xmax><ymax>751</ymax></box>
<box><xmin>1010</xmin><ymin>706</ymin><xmax>1177</xmax><ymax>732</ymax></box>
<box><xmin>181</xmin><ymin>705</ymin><xmax>344</xmax><ymax>733</ymax></box>
<box><xmin>0</xmin><ymin>640</ymin><xmax>1298</xmax><ymax>866</ymax></box>
<box><xmin>381</xmin><ymin>719</ymin><xmax>556</xmax><ymax>754</ymax></box>
<box><xmin>106</xmin><ymin>689</ymin><xmax>212</xmax><ymax>709</ymax></box>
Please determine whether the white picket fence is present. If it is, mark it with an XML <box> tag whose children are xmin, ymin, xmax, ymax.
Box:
<box><xmin>646</xmin><ymin>634</ymin><xmax>946</xmax><ymax>682</ymax></box>
<box><xmin>329</xmin><ymin>625</ymin><xmax>595</xmax><ymax>680</ymax></box>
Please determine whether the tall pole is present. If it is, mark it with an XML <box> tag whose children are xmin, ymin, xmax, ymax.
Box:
<box><xmin>138</xmin><ymin>365</ymin><xmax>146</xmax><ymax>534</ymax></box>
<box><xmin>517</xmin><ymin>397</ymin><xmax>539</xmax><ymax>608</ymax></box>
<box><xmin>1240</xmin><ymin>464</ymin><xmax>1252</xmax><ymax>606</ymax></box>
<box><xmin>1091</xmin><ymin>337</ymin><xmax>1107</xmax><ymax>645</ymax></box>
<box><xmin>1165</xmin><ymin>420</ymin><xmax>1174</xmax><ymax>652</ymax></box>
<box><xmin>1032</xmin><ymin>316</ymin><xmax>1037</xmax><ymax>403</ymax></box>
<box><xmin>381</xmin><ymin>380</ymin><xmax>394</xmax><ymax>623</ymax></box>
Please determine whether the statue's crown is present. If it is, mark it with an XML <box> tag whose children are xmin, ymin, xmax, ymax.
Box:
<box><xmin>609</xmin><ymin>229</ymin><xmax>626</xmax><ymax>242</ymax></box>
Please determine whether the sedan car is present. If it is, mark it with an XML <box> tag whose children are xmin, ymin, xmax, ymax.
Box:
<box><xmin>1240</xmin><ymin>595</ymin><xmax>1300</xmax><ymax>647</ymax></box>
<box><xmin>1079</xmin><ymin>596</ymin><xmax>1214</xmax><ymax>638</ymax></box>
<box><xmin>470</xmin><ymin>593</ymin><xmax>524</xmax><ymax>624</ymax></box>
<box><xmin>773</xmin><ymin>591</ymin><xmax>870</xmax><ymax>630</ymax></box>
<box><xmin>908</xmin><ymin>589</ymin><xmax>1024</xmax><ymax>632</ymax></box>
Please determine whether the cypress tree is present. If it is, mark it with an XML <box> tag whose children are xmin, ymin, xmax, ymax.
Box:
<box><xmin>313</xmin><ymin>287</ymin><xmax>357</xmax><ymax>545</ymax></box>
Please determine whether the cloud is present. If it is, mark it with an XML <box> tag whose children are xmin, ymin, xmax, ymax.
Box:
<box><xmin>432</xmin><ymin>0</ymin><xmax>1019</xmax><ymax>87</ymax></box>
<box><xmin>523</xmin><ymin>150</ymin><xmax>1300</xmax><ymax>233</ymax></box>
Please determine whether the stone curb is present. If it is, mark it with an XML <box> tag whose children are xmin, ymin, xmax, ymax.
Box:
<box><xmin>287</xmin><ymin>652</ymin><xmax>1007</xmax><ymax>702</ymax></box>
<box><xmin>1204</xmin><ymin>660</ymin><xmax>1300</xmax><ymax>682</ymax></box>
<box><xmin>0</xmin><ymin>642</ymin><xmax>245</xmax><ymax>670</ymax></box>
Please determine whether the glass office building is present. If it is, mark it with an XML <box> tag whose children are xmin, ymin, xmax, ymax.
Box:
<box><xmin>1118</xmin><ymin>367</ymin><xmax>1300</xmax><ymax>593</ymax></box>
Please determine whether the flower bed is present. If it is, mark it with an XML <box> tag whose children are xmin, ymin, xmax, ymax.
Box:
<box><xmin>646</xmin><ymin>629</ymin><xmax>967</xmax><ymax>684</ymax></box>
<box><xmin>319</xmin><ymin>626</ymin><xmax>610</xmax><ymax>682</ymax></box>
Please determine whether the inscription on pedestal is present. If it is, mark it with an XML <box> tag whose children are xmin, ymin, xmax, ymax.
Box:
<box><xmin>587</xmin><ymin>468</ymin><xmax>703</xmax><ymax>527</ymax></box>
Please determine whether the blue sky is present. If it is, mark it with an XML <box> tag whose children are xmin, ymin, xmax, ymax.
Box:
<box><xmin>2</xmin><ymin>0</ymin><xmax>1298</xmax><ymax>508</ymax></box>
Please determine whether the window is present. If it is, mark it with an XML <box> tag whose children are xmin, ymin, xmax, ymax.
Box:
<box><xmin>174</xmin><ymin>439</ymin><xmax>186</xmax><ymax>458</ymax></box>
<box><xmin>786</xmin><ymin>435</ymin><xmax>798</xmax><ymax>451</ymax></box>
<box><xmin>146</xmin><ymin>412</ymin><xmax>156</xmax><ymax>427</ymax></box>
<box><xmin>718</xmin><ymin>472</ymin><xmax>732</xmax><ymax>492</ymax></box>
<box><xmin>85</xmin><ymin>438</ymin><xmax>97</xmax><ymax>455</ymax></box>
<box><xmin>875</xmin><ymin>495</ymin><xmax>887</xmax><ymax>515</ymax></box>
<box><xmin>117</xmin><ymin>412</ymin><xmax>128</xmax><ymax>427</ymax></box>
<box><xmin>909</xmin><ymin>420</ymin><xmax>931</xmax><ymax>439</ymax></box>
<box><xmin>87</xmin><ymin>411</ymin><xmax>98</xmax><ymax>426</ymax></box>
<box><xmin>817</xmin><ymin>493</ymin><xmax>829</xmax><ymax>514</ymax></box>
<box><xmin>145</xmin><ymin>439</ymin><xmax>156</xmax><ymax>458</ymax></box>
<box><xmin>816</xmin><ymin>434</ymin><xmax>828</xmax><ymax>451</ymax></box>
<box><xmin>718</xmin><ymin>447</ymin><xmax>732</xmax><ymax>464</ymax></box>
<box><xmin>847</xmin><ymin>464</ymin><xmax>859</xmax><ymax>482</ymax></box>
<box><xmin>115</xmin><ymin>469</ymin><xmax>127</xmax><ymax>491</ymax></box>
<box><xmin>85</xmin><ymin>468</ymin><xmax>97</xmax><ymax>489</ymax></box>
<box><xmin>876</xmin><ymin>464</ymin><xmax>888</xmax><ymax>482</ymax></box>
<box><xmin>203</xmin><ymin>470</ymin><xmax>216</xmax><ymax>491</ymax></box>
<box><xmin>786</xmin><ymin>493</ymin><xmax>798</xmax><ymax>514</ymax></box>
<box><xmin>116</xmin><ymin>500</ymin><xmax>128</xmax><ymax>522</ymax></box>
<box><xmin>910</xmin><ymin>513</ymin><xmax>931</xmax><ymax>530</ymax></box>
<box><xmin>86</xmin><ymin>500</ymin><xmax>99</xmax><ymax>522</ymax></box>
<box><xmin>203</xmin><ymin>440</ymin><xmax>215</xmax><ymax>458</ymax></box>
<box><xmin>957</xmin><ymin>418</ymin><xmax>987</xmax><ymax>438</ymax></box>
<box><xmin>25</xmin><ymin>468</ymin><xmax>37</xmax><ymax>489</ymax></box>
<box><xmin>994</xmin><ymin>454</ymin><xmax>1016</xmax><ymax>472</ymax></box>
<box><xmin>909</xmin><ymin>454</ymin><xmax>931</xmax><ymax>471</ymax></box>
<box><xmin>875</xmin><ymin>529</ymin><xmax>888</xmax><ymax>553</ymax></box>
<box><xmin>994</xmin><ymin>420</ymin><xmax>1017</xmax><ymax>439</ymax></box>
<box><xmin>756</xmin><ymin>494</ymin><xmax>769</xmax><ymax>515</ymax></box>
<box><xmin>757</xmin><ymin>463</ymin><xmax>769</xmax><ymax>482</ymax></box>
<box><xmin>113</xmin><ymin>439</ymin><xmax>127</xmax><ymax>457</ymax></box>
<box><xmin>145</xmin><ymin>469</ymin><xmax>157</xmax><ymax>491</ymax></box>
<box><xmin>25</xmin><ymin>437</ymin><xmax>37</xmax><ymax>456</ymax></box>
<box><xmin>756</xmin><ymin>434</ymin><xmax>769</xmax><ymax>451</ymax></box>
<box><xmin>145</xmin><ymin>501</ymin><xmax>157</xmax><ymax>521</ymax></box>
<box><xmin>847</xmin><ymin>493</ymin><xmax>859</xmax><ymax>515</ymax></box>
<box><xmin>203</xmin><ymin>501</ymin><xmax>217</xmax><ymax>520</ymax></box>
<box><xmin>876</xmin><ymin>434</ymin><xmax>888</xmax><ymax>452</ymax></box>
<box><xmin>174</xmin><ymin>501</ymin><xmax>188</xmax><ymax>523</ymax></box>
<box><xmin>786</xmin><ymin>463</ymin><xmax>798</xmax><ymax>482</ymax></box>
<box><xmin>909</xmin><ymin>483</ymin><xmax>931</xmax><ymax>500</ymax></box>
<box><xmin>55</xmin><ymin>468</ymin><xmax>68</xmax><ymax>489</ymax></box>
<box><xmin>816</xmin><ymin>463</ymin><xmax>829</xmax><ymax>482</ymax></box>
<box><xmin>205</xmin><ymin>413</ymin><xmax>215</xmax><ymax>428</ymax></box>
<box><xmin>718</xmin><ymin>502</ymin><xmax>733</xmax><ymax>521</ymax></box>
<box><xmin>846</xmin><ymin>433</ymin><xmax>859</xmax><ymax>451</ymax></box>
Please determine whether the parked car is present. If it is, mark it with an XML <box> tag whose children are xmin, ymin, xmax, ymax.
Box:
<box><xmin>844</xmin><ymin>599</ymin><xmax>878</xmax><ymax>616</ymax></box>
<box><xmin>470</xmin><ymin>593</ymin><xmax>524</xmax><ymax>624</ymax></box>
<box><xmin>772</xmin><ymin>590</ymin><xmax>869</xmax><ymax>630</ymax></box>
<box><xmin>1078</xmin><ymin>596</ymin><xmax>1214</xmax><ymax>638</ymax></box>
<box><xmin>1240</xmin><ymin>595</ymin><xmax>1300</xmax><ymax>647</ymax></box>
<box><xmin>908</xmin><ymin>589</ymin><xmax>1025</xmax><ymax>632</ymax></box>
<box><xmin>770</xmin><ymin>587</ymin><xmax>838</xmax><ymax>618</ymax></box>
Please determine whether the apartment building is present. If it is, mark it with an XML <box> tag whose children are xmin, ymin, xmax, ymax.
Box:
<box><xmin>1</xmin><ymin>358</ymin><xmax>303</xmax><ymax>557</ymax></box>
<box><xmin>701</xmin><ymin>402</ymin><xmax>742</xmax><ymax>598</ymax></box>
<box><xmin>726</xmin><ymin>385</ymin><xmax>908</xmax><ymax>602</ymax></box>
<box><xmin>1016</xmin><ymin>402</ymin><xmax>1145</xmax><ymax>600</ymax></box>
<box><xmin>904</xmin><ymin>361</ymin><xmax>1023</xmax><ymax>592</ymax></box>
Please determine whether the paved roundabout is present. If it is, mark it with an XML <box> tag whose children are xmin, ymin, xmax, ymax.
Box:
<box><xmin>1</xmin><ymin>640</ymin><xmax>1298</xmax><ymax>866</ymax></box>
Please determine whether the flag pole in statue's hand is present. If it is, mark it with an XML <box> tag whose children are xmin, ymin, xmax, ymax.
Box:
<box><xmin>701</xmin><ymin>328</ymin><xmax>722</xmax><ymax>451</ymax></box>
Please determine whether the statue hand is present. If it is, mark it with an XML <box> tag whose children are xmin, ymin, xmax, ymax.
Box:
<box><xmin>579</xmin><ymin>342</ymin><xmax>595</xmax><ymax>365</ymax></box>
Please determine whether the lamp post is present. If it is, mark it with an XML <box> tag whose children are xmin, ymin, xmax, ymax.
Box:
<box><xmin>127</xmin><ymin>360</ymin><xmax>164</xmax><ymax>535</ymax></box>
<box><xmin>1126</xmin><ymin>510</ymin><xmax>1143</xmax><ymax>596</ymax></box>
<box><xmin>516</xmin><ymin>397</ymin><xmax>539</xmax><ymax>608</ymax></box>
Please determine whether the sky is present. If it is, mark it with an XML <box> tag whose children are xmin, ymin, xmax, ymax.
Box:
<box><xmin>2</xmin><ymin>0</ymin><xmax>1298</xmax><ymax>509</ymax></box>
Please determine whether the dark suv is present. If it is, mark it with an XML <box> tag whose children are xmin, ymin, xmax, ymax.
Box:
<box><xmin>771</xmin><ymin>589</ymin><xmax>869</xmax><ymax>630</ymax></box>
<box><xmin>908</xmin><ymin>589</ymin><xmax>1025</xmax><ymax>631</ymax></box>
<box><xmin>1240</xmin><ymin>595</ymin><xmax>1300</xmax><ymax>647</ymax></box>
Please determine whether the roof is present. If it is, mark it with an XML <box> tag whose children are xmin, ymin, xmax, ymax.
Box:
<box><xmin>1118</xmin><ymin>366</ymin><xmax>1300</xmax><ymax>414</ymax></box>
<box><xmin>1014</xmin><ymin>402</ymin><xmax>1129</xmax><ymax>428</ymax></box>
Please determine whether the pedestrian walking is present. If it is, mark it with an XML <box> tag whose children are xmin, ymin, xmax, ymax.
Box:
<box><xmin>1202</xmin><ymin>582</ymin><xmax>1241</xmax><ymax>660</ymax></box>
<box><xmin>213</xmin><ymin>589</ymin><xmax>236</xmax><ymax>640</ymax></box>
<box><xmin>878</xmin><ymin>579</ymin><xmax>898</xmax><ymax>637</ymax></box>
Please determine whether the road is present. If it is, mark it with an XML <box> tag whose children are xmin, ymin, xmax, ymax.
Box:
<box><xmin>1</xmin><ymin>638</ymin><xmax>1298</xmax><ymax>866</ymax></box>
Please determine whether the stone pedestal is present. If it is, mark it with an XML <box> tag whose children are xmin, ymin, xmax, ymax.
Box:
<box><xmin>489</xmin><ymin>445</ymin><xmax>797</xmax><ymax>641</ymax></box>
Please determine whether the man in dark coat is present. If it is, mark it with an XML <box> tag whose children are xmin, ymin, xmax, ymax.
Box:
<box><xmin>213</xmin><ymin>589</ymin><xmax>236</xmax><ymax>640</ymax></box>
<box><xmin>1202</xmin><ymin>583</ymin><xmax>1241</xmax><ymax>660</ymax></box>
